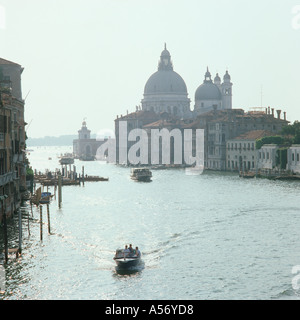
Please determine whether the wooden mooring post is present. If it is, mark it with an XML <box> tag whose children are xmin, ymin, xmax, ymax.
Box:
<box><xmin>58</xmin><ymin>173</ymin><xmax>62</xmax><ymax>208</ymax></box>
<box><xmin>28</xmin><ymin>208</ymin><xmax>30</xmax><ymax>236</ymax></box>
<box><xmin>18</xmin><ymin>209</ymin><xmax>22</xmax><ymax>254</ymax></box>
<box><xmin>47</xmin><ymin>204</ymin><xmax>51</xmax><ymax>234</ymax></box>
<box><xmin>82</xmin><ymin>166</ymin><xmax>85</xmax><ymax>185</ymax></box>
<box><xmin>2</xmin><ymin>204</ymin><xmax>8</xmax><ymax>263</ymax></box>
<box><xmin>40</xmin><ymin>205</ymin><xmax>43</xmax><ymax>241</ymax></box>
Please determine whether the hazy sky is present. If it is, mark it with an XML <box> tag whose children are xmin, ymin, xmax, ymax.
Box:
<box><xmin>0</xmin><ymin>0</ymin><xmax>300</xmax><ymax>138</ymax></box>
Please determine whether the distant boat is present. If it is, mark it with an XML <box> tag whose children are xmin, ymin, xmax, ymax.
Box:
<box><xmin>59</xmin><ymin>153</ymin><xmax>74</xmax><ymax>165</ymax></box>
<box><xmin>37</xmin><ymin>192</ymin><xmax>53</xmax><ymax>204</ymax></box>
<box><xmin>130</xmin><ymin>168</ymin><xmax>152</xmax><ymax>182</ymax></box>
<box><xmin>113</xmin><ymin>248</ymin><xmax>141</xmax><ymax>268</ymax></box>
<box><xmin>239</xmin><ymin>171</ymin><xmax>255</xmax><ymax>179</ymax></box>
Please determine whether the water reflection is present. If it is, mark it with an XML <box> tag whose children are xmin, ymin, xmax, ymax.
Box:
<box><xmin>0</xmin><ymin>263</ymin><xmax>5</xmax><ymax>294</ymax></box>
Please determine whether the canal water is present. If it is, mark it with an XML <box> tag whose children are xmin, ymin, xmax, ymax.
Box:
<box><xmin>1</xmin><ymin>146</ymin><xmax>300</xmax><ymax>300</ymax></box>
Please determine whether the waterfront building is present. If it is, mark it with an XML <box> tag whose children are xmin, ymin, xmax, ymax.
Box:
<box><xmin>73</xmin><ymin>120</ymin><xmax>108</xmax><ymax>160</ymax></box>
<box><xmin>257</xmin><ymin>144</ymin><xmax>279</xmax><ymax>170</ymax></box>
<box><xmin>0</xmin><ymin>57</ymin><xmax>27</xmax><ymax>221</ymax></box>
<box><xmin>183</xmin><ymin>108</ymin><xmax>288</xmax><ymax>170</ymax></box>
<box><xmin>226</xmin><ymin>130</ymin><xmax>273</xmax><ymax>172</ymax></box>
<box><xmin>287</xmin><ymin>144</ymin><xmax>300</xmax><ymax>173</ymax></box>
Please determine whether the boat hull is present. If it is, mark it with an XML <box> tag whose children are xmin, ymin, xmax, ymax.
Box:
<box><xmin>114</xmin><ymin>257</ymin><xmax>141</xmax><ymax>268</ymax></box>
<box><xmin>131</xmin><ymin>176</ymin><xmax>151</xmax><ymax>182</ymax></box>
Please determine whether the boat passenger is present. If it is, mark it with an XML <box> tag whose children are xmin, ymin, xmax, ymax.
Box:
<box><xmin>129</xmin><ymin>244</ymin><xmax>134</xmax><ymax>255</ymax></box>
<box><xmin>123</xmin><ymin>245</ymin><xmax>130</xmax><ymax>258</ymax></box>
<box><xmin>135</xmin><ymin>247</ymin><xmax>141</xmax><ymax>258</ymax></box>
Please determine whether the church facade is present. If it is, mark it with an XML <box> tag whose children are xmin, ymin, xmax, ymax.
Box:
<box><xmin>140</xmin><ymin>44</ymin><xmax>232</xmax><ymax>118</ymax></box>
<box><xmin>114</xmin><ymin>45</ymin><xmax>288</xmax><ymax>169</ymax></box>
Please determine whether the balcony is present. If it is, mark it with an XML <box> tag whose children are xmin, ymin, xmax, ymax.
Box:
<box><xmin>0</xmin><ymin>172</ymin><xmax>14</xmax><ymax>186</ymax></box>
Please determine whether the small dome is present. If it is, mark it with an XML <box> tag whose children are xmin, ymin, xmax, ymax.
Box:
<box><xmin>224</xmin><ymin>70</ymin><xmax>231</xmax><ymax>81</ymax></box>
<box><xmin>160</xmin><ymin>48</ymin><xmax>171</xmax><ymax>58</ymax></box>
<box><xmin>195</xmin><ymin>82</ymin><xmax>221</xmax><ymax>101</ymax></box>
<box><xmin>160</xmin><ymin>43</ymin><xmax>171</xmax><ymax>57</ymax></box>
<box><xmin>214</xmin><ymin>73</ymin><xmax>221</xmax><ymax>82</ymax></box>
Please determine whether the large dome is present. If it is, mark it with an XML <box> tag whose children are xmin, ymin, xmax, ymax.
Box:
<box><xmin>144</xmin><ymin>70</ymin><xmax>188</xmax><ymax>95</ymax></box>
<box><xmin>195</xmin><ymin>82</ymin><xmax>221</xmax><ymax>100</ymax></box>
<box><xmin>141</xmin><ymin>44</ymin><xmax>191</xmax><ymax>119</ymax></box>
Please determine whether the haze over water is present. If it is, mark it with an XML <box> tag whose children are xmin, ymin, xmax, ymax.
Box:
<box><xmin>1</xmin><ymin>146</ymin><xmax>300</xmax><ymax>300</ymax></box>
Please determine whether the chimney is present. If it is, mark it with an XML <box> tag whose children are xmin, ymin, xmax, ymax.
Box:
<box><xmin>284</xmin><ymin>111</ymin><xmax>286</xmax><ymax>121</ymax></box>
<box><xmin>268</xmin><ymin>106</ymin><xmax>270</xmax><ymax>114</ymax></box>
<box><xmin>271</xmin><ymin>108</ymin><xmax>274</xmax><ymax>117</ymax></box>
<box><xmin>265</xmin><ymin>108</ymin><xmax>268</xmax><ymax>114</ymax></box>
<box><xmin>276</xmin><ymin>110</ymin><xmax>281</xmax><ymax>119</ymax></box>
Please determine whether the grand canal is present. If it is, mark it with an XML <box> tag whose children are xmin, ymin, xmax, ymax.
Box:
<box><xmin>1</xmin><ymin>146</ymin><xmax>300</xmax><ymax>300</ymax></box>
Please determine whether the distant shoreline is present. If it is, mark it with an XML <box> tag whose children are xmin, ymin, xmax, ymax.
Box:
<box><xmin>27</xmin><ymin>134</ymin><xmax>96</xmax><ymax>147</ymax></box>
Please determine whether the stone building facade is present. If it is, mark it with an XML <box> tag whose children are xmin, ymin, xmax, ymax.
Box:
<box><xmin>226</xmin><ymin>130</ymin><xmax>273</xmax><ymax>172</ymax></box>
<box><xmin>257</xmin><ymin>144</ymin><xmax>279</xmax><ymax>170</ymax></box>
<box><xmin>73</xmin><ymin>120</ymin><xmax>107</xmax><ymax>160</ymax></box>
<box><xmin>0</xmin><ymin>57</ymin><xmax>27</xmax><ymax>221</ymax></box>
<box><xmin>287</xmin><ymin>145</ymin><xmax>300</xmax><ymax>173</ymax></box>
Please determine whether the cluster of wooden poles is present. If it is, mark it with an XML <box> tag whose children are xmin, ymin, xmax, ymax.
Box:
<box><xmin>1</xmin><ymin>186</ymin><xmax>59</xmax><ymax>264</ymax></box>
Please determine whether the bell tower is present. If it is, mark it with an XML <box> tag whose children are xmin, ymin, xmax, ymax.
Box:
<box><xmin>221</xmin><ymin>70</ymin><xmax>233</xmax><ymax>110</ymax></box>
<box><xmin>78</xmin><ymin>119</ymin><xmax>91</xmax><ymax>140</ymax></box>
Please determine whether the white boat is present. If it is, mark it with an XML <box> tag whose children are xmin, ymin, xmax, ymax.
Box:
<box><xmin>130</xmin><ymin>168</ymin><xmax>152</xmax><ymax>182</ymax></box>
<box><xmin>59</xmin><ymin>153</ymin><xmax>74</xmax><ymax>165</ymax></box>
<box><xmin>113</xmin><ymin>248</ymin><xmax>141</xmax><ymax>268</ymax></box>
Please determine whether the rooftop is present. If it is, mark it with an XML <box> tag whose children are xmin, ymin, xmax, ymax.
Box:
<box><xmin>231</xmin><ymin>130</ymin><xmax>274</xmax><ymax>141</ymax></box>
<box><xmin>0</xmin><ymin>57</ymin><xmax>21</xmax><ymax>66</ymax></box>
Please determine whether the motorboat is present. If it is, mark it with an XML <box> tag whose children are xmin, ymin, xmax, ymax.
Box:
<box><xmin>113</xmin><ymin>248</ymin><xmax>141</xmax><ymax>268</ymax></box>
<box><xmin>130</xmin><ymin>168</ymin><xmax>152</xmax><ymax>182</ymax></box>
<box><xmin>39</xmin><ymin>192</ymin><xmax>52</xmax><ymax>204</ymax></box>
<box><xmin>59</xmin><ymin>153</ymin><xmax>74</xmax><ymax>165</ymax></box>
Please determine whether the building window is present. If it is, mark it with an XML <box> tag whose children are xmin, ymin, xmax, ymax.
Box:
<box><xmin>292</xmin><ymin>153</ymin><xmax>295</xmax><ymax>161</ymax></box>
<box><xmin>297</xmin><ymin>153</ymin><xmax>299</xmax><ymax>162</ymax></box>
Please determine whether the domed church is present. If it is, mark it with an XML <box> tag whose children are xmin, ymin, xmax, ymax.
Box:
<box><xmin>141</xmin><ymin>44</ymin><xmax>193</xmax><ymax>119</ymax></box>
<box><xmin>194</xmin><ymin>67</ymin><xmax>233</xmax><ymax>115</ymax></box>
